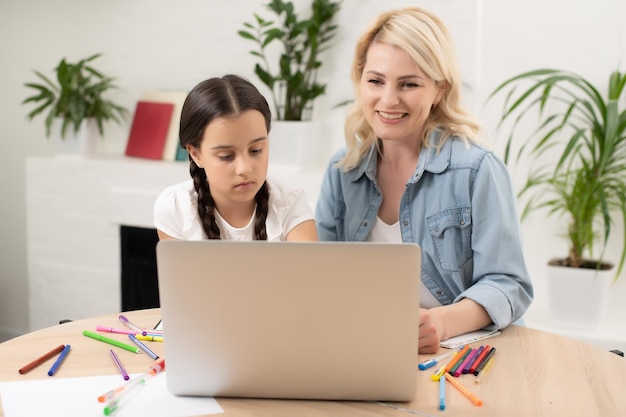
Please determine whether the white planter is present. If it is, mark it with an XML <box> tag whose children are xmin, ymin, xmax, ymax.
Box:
<box><xmin>49</xmin><ymin>118</ymin><xmax>99</xmax><ymax>155</ymax></box>
<box><xmin>269</xmin><ymin>120</ymin><xmax>327</xmax><ymax>170</ymax></box>
<box><xmin>546</xmin><ymin>261</ymin><xmax>613</xmax><ymax>330</ymax></box>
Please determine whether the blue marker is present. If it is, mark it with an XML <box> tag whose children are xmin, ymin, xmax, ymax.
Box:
<box><xmin>418</xmin><ymin>347</ymin><xmax>461</xmax><ymax>370</ymax></box>
<box><xmin>128</xmin><ymin>334</ymin><xmax>159</xmax><ymax>360</ymax></box>
<box><xmin>48</xmin><ymin>344</ymin><xmax>71</xmax><ymax>376</ymax></box>
<box><xmin>439</xmin><ymin>370</ymin><xmax>446</xmax><ymax>410</ymax></box>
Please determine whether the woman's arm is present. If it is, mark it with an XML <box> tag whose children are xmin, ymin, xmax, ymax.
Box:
<box><xmin>418</xmin><ymin>299</ymin><xmax>492</xmax><ymax>353</ymax></box>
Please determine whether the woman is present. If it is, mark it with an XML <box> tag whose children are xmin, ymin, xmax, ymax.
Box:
<box><xmin>315</xmin><ymin>7</ymin><xmax>533</xmax><ymax>353</ymax></box>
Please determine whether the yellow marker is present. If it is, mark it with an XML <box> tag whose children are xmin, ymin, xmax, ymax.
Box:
<box><xmin>430</xmin><ymin>363</ymin><xmax>447</xmax><ymax>381</ymax></box>
<box><xmin>135</xmin><ymin>334</ymin><xmax>163</xmax><ymax>342</ymax></box>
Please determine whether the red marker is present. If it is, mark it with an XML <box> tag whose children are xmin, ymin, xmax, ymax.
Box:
<box><xmin>474</xmin><ymin>347</ymin><xmax>496</xmax><ymax>376</ymax></box>
<box><xmin>469</xmin><ymin>345</ymin><xmax>491</xmax><ymax>374</ymax></box>
<box><xmin>463</xmin><ymin>345</ymin><xmax>484</xmax><ymax>374</ymax></box>
<box><xmin>18</xmin><ymin>344</ymin><xmax>65</xmax><ymax>374</ymax></box>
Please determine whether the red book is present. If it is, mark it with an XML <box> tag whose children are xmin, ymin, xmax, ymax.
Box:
<box><xmin>125</xmin><ymin>101</ymin><xmax>175</xmax><ymax>160</ymax></box>
<box><xmin>141</xmin><ymin>90</ymin><xmax>187</xmax><ymax>161</ymax></box>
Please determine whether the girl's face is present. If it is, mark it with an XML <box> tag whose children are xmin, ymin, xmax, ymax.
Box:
<box><xmin>359</xmin><ymin>42</ymin><xmax>443</xmax><ymax>144</ymax></box>
<box><xmin>187</xmin><ymin>109</ymin><xmax>269</xmax><ymax>213</ymax></box>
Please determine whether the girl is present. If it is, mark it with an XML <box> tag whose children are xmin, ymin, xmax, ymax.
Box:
<box><xmin>155</xmin><ymin>75</ymin><xmax>318</xmax><ymax>241</ymax></box>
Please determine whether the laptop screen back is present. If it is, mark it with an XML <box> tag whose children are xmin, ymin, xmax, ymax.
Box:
<box><xmin>156</xmin><ymin>240</ymin><xmax>421</xmax><ymax>401</ymax></box>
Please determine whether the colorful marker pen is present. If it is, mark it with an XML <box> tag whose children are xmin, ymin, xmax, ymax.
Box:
<box><xmin>474</xmin><ymin>347</ymin><xmax>496</xmax><ymax>376</ymax></box>
<box><xmin>136</xmin><ymin>334</ymin><xmax>163</xmax><ymax>342</ymax></box>
<box><xmin>96</xmin><ymin>325</ymin><xmax>136</xmax><ymax>335</ymax></box>
<box><xmin>439</xmin><ymin>370</ymin><xmax>446</xmax><ymax>410</ymax></box>
<box><xmin>463</xmin><ymin>345</ymin><xmax>484</xmax><ymax>374</ymax></box>
<box><xmin>47</xmin><ymin>344</ymin><xmax>71</xmax><ymax>376</ymax></box>
<box><xmin>18</xmin><ymin>344</ymin><xmax>65</xmax><ymax>374</ymax></box>
<box><xmin>418</xmin><ymin>347</ymin><xmax>460</xmax><ymax>370</ymax></box>
<box><xmin>128</xmin><ymin>334</ymin><xmax>159</xmax><ymax>360</ymax></box>
<box><xmin>118</xmin><ymin>315</ymin><xmax>144</xmax><ymax>334</ymax></box>
<box><xmin>110</xmin><ymin>349</ymin><xmax>129</xmax><ymax>380</ymax></box>
<box><xmin>82</xmin><ymin>330</ymin><xmax>140</xmax><ymax>353</ymax></box>
<box><xmin>469</xmin><ymin>345</ymin><xmax>491</xmax><ymax>374</ymax></box>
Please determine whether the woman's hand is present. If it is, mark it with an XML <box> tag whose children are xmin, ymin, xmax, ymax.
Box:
<box><xmin>418</xmin><ymin>300</ymin><xmax>493</xmax><ymax>354</ymax></box>
<box><xmin>418</xmin><ymin>308</ymin><xmax>442</xmax><ymax>353</ymax></box>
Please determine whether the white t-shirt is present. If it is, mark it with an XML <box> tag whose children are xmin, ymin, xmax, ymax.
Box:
<box><xmin>154</xmin><ymin>177</ymin><xmax>314</xmax><ymax>241</ymax></box>
<box><xmin>366</xmin><ymin>216</ymin><xmax>442</xmax><ymax>309</ymax></box>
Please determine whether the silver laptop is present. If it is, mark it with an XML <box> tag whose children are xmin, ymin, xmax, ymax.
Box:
<box><xmin>156</xmin><ymin>240</ymin><xmax>421</xmax><ymax>401</ymax></box>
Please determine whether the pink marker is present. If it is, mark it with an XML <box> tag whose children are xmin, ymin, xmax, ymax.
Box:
<box><xmin>96</xmin><ymin>326</ymin><xmax>136</xmax><ymax>335</ymax></box>
<box><xmin>142</xmin><ymin>329</ymin><xmax>164</xmax><ymax>336</ymax></box>
<box><xmin>454</xmin><ymin>348</ymin><xmax>477</xmax><ymax>377</ymax></box>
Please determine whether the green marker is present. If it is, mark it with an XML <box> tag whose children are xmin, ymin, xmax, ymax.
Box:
<box><xmin>103</xmin><ymin>377</ymin><xmax>146</xmax><ymax>415</ymax></box>
<box><xmin>82</xmin><ymin>330</ymin><xmax>140</xmax><ymax>353</ymax></box>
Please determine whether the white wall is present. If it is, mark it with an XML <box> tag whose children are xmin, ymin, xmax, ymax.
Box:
<box><xmin>1</xmin><ymin>0</ymin><xmax>625</xmax><ymax>340</ymax></box>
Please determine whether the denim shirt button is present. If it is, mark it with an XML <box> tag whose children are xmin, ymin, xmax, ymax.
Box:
<box><xmin>460</xmin><ymin>221</ymin><xmax>465</xmax><ymax>225</ymax></box>
<box><xmin>363</xmin><ymin>221</ymin><xmax>368</xmax><ymax>227</ymax></box>
<box><xmin>403</xmin><ymin>220</ymin><xmax>409</xmax><ymax>226</ymax></box>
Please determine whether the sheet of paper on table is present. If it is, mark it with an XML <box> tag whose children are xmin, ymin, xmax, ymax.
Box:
<box><xmin>0</xmin><ymin>372</ymin><xmax>223</xmax><ymax>417</ymax></box>
<box><xmin>439</xmin><ymin>329</ymin><xmax>501</xmax><ymax>349</ymax></box>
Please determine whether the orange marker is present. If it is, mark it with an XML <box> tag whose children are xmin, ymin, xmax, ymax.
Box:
<box><xmin>445</xmin><ymin>345</ymin><xmax>470</xmax><ymax>374</ymax></box>
<box><xmin>444</xmin><ymin>372</ymin><xmax>483</xmax><ymax>406</ymax></box>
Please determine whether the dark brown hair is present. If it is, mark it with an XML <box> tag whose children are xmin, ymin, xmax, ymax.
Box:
<box><xmin>179</xmin><ymin>74</ymin><xmax>271</xmax><ymax>240</ymax></box>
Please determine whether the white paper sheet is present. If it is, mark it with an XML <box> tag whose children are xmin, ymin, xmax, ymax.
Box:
<box><xmin>439</xmin><ymin>329</ymin><xmax>501</xmax><ymax>349</ymax></box>
<box><xmin>0</xmin><ymin>372</ymin><xmax>223</xmax><ymax>417</ymax></box>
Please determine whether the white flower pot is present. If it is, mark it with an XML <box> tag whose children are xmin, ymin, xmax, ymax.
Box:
<box><xmin>49</xmin><ymin>118</ymin><xmax>99</xmax><ymax>155</ymax></box>
<box><xmin>269</xmin><ymin>120</ymin><xmax>328</xmax><ymax>170</ymax></box>
<box><xmin>546</xmin><ymin>261</ymin><xmax>613</xmax><ymax>330</ymax></box>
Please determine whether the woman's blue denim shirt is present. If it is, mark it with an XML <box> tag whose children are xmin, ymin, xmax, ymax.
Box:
<box><xmin>315</xmin><ymin>133</ymin><xmax>534</xmax><ymax>329</ymax></box>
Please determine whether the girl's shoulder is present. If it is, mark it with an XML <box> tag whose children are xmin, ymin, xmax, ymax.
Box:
<box><xmin>265</xmin><ymin>177</ymin><xmax>305</xmax><ymax>204</ymax></box>
<box><xmin>155</xmin><ymin>179</ymin><xmax>196</xmax><ymax>209</ymax></box>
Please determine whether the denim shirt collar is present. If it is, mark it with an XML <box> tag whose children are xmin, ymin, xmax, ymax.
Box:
<box><xmin>346</xmin><ymin>130</ymin><xmax>453</xmax><ymax>184</ymax></box>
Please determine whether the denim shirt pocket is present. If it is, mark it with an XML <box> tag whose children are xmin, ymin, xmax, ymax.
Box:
<box><xmin>427</xmin><ymin>207</ymin><xmax>472</xmax><ymax>272</ymax></box>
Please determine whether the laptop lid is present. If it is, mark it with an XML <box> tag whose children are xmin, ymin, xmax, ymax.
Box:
<box><xmin>156</xmin><ymin>240</ymin><xmax>421</xmax><ymax>401</ymax></box>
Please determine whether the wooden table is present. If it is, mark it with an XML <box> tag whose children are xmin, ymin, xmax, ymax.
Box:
<box><xmin>1</xmin><ymin>309</ymin><xmax>625</xmax><ymax>416</ymax></box>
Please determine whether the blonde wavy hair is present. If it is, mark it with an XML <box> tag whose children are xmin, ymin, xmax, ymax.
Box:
<box><xmin>339</xmin><ymin>6</ymin><xmax>484</xmax><ymax>170</ymax></box>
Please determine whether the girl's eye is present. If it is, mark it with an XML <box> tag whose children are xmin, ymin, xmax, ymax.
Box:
<box><xmin>250</xmin><ymin>147</ymin><xmax>263</xmax><ymax>156</ymax></box>
<box><xmin>218</xmin><ymin>154</ymin><xmax>234</xmax><ymax>161</ymax></box>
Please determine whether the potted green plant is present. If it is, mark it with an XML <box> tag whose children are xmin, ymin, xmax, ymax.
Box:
<box><xmin>22</xmin><ymin>53</ymin><xmax>128</xmax><ymax>143</ymax></box>
<box><xmin>238</xmin><ymin>0</ymin><xmax>341</xmax><ymax>121</ymax></box>
<box><xmin>488</xmin><ymin>68</ymin><xmax>626</xmax><ymax>328</ymax></box>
